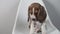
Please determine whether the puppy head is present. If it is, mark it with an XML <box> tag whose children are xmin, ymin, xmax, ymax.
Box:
<box><xmin>28</xmin><ymin>3</ymin><xmax>47</xmax><ymax>23</ymax></box>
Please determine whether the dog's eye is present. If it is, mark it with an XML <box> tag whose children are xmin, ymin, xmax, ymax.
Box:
<box><xmin>35</xmin><ymin>10</ymin><xmax>38</xmax><ymax>14</ymax></box>
<box><xmin>30</xmin><ymin>12</ymin><xmax>32</xmax><ymax>15</ymax></box>
<box><xmin>35</xmin><ymin>9</ymin><xmax>39</xmax><ymax>12</ymax></box>
<box><xmin>35</xmin><ymin>10</ymin><xmax>38</xmax><ymax>13</ymax></box>
<box><xmin>34</xmin><ymin>12</ymin><xmax>38</xmax><ymax>16</ymax></box>
<box><xmin>29</xmin><ymin>11</ymin><xmax>32</xmax><ymax>15</ymax></box>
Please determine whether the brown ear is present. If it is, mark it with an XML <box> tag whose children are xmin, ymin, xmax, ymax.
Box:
<box><xmin>38</xmin><ymin>6</ymin><xmax>47</xmax><ymax>23</ymax></box>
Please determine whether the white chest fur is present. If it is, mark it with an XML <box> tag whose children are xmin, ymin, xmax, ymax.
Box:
<box><xmin>29</xmin><ymin>21</ymin><xmax>42</xmax><ymax>34</ymax></box>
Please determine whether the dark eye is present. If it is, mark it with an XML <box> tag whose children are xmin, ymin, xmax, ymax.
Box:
<box><xmin>35</xmin><ymin>9</ymin><xmax>38</xmax><ymax>13</ymax></box>
<box><xmin>29</xmin><ymin>11</ymin><xmax>32</xmax><ymax>15</ymax></box>
<box><xmin>31</xmin><ymin>12</ymin><xmax>32</xmax><ymax>15</ymax></box>
<box><xmin>34</xmin><ymin>12</ymin><xmax>38</xmax><ymax>15</ymax></box>
<box><xmin>36</xmin><ymin>8</ymin><xmax>39</xmax><ymax>11</ymax></box>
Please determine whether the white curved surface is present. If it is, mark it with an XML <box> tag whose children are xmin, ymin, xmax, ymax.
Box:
<box><xmin>12</xmin><ymin>0</ymin><xmax>60</xmax><ymax>34</ymax></box>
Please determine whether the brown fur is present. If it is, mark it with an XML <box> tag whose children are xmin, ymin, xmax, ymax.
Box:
<box><xmin>28</xmin><ymin>3</ymin><xmax>47</xmax><ymax>23</ymax></box>
<box><xmin>28</xmin><ymin>3</ymin><xmax>47</xmax><ymax>33</ymax></box>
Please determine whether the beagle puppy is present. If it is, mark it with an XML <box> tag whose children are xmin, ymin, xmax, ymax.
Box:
<box><xmin>28</xmin><ymin>3</ymin><xmax>47</xmax><ymax>34</ymax></box>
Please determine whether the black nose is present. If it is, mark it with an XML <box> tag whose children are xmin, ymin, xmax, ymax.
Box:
<box><xmin>32</xmin><ymin>18</ymin><xmax>36</xmax><ymax>21</ymax></box>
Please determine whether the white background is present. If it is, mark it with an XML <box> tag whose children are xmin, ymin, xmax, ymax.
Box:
<box><xmin>0</xmin><ymin>0</ymin><xmax>60</xmax><ymax>34</ymax></box>
<box><xmin>0</xmin><ymin>0</ymin><xmax>19</xmax><ymax>34</ymax></box>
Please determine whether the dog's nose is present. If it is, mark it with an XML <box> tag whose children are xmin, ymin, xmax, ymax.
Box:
<box><xmin>32</xmin><ymin>18</ymin><xmax>36</xmax><ymax>21</ymax></box>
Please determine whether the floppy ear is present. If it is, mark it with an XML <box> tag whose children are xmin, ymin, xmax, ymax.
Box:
<box><xmin>28</xmin><ymin>13</ymin><xmax>30</xmax><ymax>22</ymax></box>
<box><xmin>28</xmin><ymin>6</ymin><xmax>30</xmax><ymax>22</ymax></box>
<box><xmin>38</xmin><ymin>6</ymin><xmax>47</xmax><ymax>23</ymax></box>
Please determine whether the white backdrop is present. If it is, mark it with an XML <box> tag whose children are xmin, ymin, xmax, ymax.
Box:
<box><xmin>0</xmin><ymin>0</ymin><xmax>19</xmax><ymax>34</ymax></box>
<box><xmin>13</xmin><ymin>0</ymin><xmax>60</xmax><ymax>34</ymax></box>
<box><xmin>0</xmin><ymin>0</ymin><xmax>60</xmax><ymax>34</ymax></box>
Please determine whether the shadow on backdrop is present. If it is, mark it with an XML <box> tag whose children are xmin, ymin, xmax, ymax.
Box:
<box><xmin>43</xmin><ymin>0</ymin><xmax>60</xmax><ymax>31</ymax></box>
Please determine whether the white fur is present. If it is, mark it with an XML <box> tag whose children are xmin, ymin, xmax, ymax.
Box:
<box><xmin>29</xmin><ymin>20</ymin><xmax>46</xmax><ymax>34</ymax></box>
<box><xmin>29</xmin><ymin>7</ymin><xmax>46</xmax><ymax>34</ymax></box>
<box><xmin>30</xmin><ymin>8</ymin><xmax>36</xmax><ymax>19</ymax></box>
<box><xmin>29</xmin><ymin>13</ymin><xmax>46</xmax><ymax>34</ymax></box>
<box><xmin>41</xmin><ymin>23</ymin><xmax>46</xmax><ymax>34</ymax></box>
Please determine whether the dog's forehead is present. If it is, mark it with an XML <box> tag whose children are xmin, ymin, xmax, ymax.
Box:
<box><xmin>30</xmin><ymin>5</ymin><xmax>40</xmax><ymax>9</ymax></box>
<box><xmin>29</xmin><ymin>3</ymin><xmax>41</xmax><ymax>9</ymax></box>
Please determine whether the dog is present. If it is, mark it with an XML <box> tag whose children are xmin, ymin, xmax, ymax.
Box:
<box><xmin>28</xmin><ymin>3</ymin><xmax>47</xmax><ymax>34</ymax></box>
